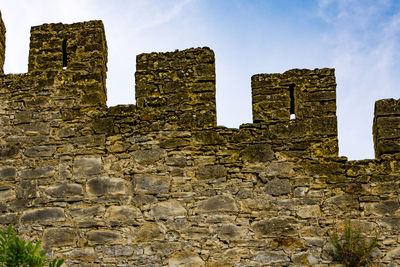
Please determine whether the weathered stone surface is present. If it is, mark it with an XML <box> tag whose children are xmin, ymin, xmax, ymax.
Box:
<box><xmin>167</xmin><ymin>250</ymin><xmax>205</xmax><ymax>267</ymax></box>
<box><xmin>216</xmin><ymin>223</ymin><xmax>246</xmax><ymax>241</ymax></box>
<box><xmin>241</xmin><ymin>144</ymin><xmax>274</xmax><ymax>163</ymax></box>
<box><xmin>73</xmin><ymin>156</ymin><xmax>102</xmax><ymax>176</ymax></box>
<box><xmin>134</xmin><ymin>174</ymin><xmax>170</xmax><ymax>194</ymax></box>
<box><xmin>383</xmin><ymin>247</ymin><xmax>400</xmax><ymax>262</ymax></box>
<box><xmin>252</xmin><ymin>251</ymin><xmax>290</xmax><ymax>264</ymax></box>
<box><xmin>0</xmin><ymin>167</ymin><xmax>16</xmax><ymax>180</ymax></box>
<box><xmin>16</xmin><ymin>180</ymin><xmax>37</xmax><ymax>198</ymax></box>
<box><xmin>43</xmin><ymin>228</ymin><xmax>77</xmax><ymax>248</ymax></box>
<box><xmin>104</xmin><ymin>245</ymin><xmax>134</xmax><ymax>256</ymax></box>
<box><xmin>24</xmin><ymin>146</ymin><xmax>56</xmax><ymax>157</ymax></box>
<box><xmin>20</xmin><ymin>208</ymin><xmax>64</xmax><ymax>223</ymax></box>
<box><xmin>379</xmin><ymin>217</ymin><xmax>400</xmax><ymax>231</ymax></box>
<box><xmin>136</xmin><ymin>222</ymin><xmax>163</xmax><ymax>242</ymax></box>
<box><xmin>70</xmin><ymin>205</ymin><xmax>104</xmax><ymax>218</ymax></box>
<box><xmin>0</xmin><ymin>145</ymin><xmax>19</xmax><ymax>158</ymax></box>
<box><xmin>86</xmin><ymin>177</ymin><xmax>129</xmax><ymax>196</ymax></box>
<box><xmin>132</xmin><ymin>148</ymin><xmax>166</xmax><ymax>164</ymax></box>
<box><xmin>166</xmin><ymin>156</ymin><xmax>186</xmax><ymax>167</ymax></box>
<box><xmin>265</xmin><ymin>162</ymin><xmax>295</xmax><ymax>177</ymax></box>
<box><xmin>20</xmin><ymin>166</ymin><xmax>55</xmax><ymax>179</ymax></box>
<box><xmin>292</xmin><ymin>251</ymin><xmax>310</xmax><ymax>264</ymax></box>
<box><xmin>45</xmin><ymin>183</ymin><xmax>83</xmax><ymax>198</ymax></box>
<box><xmin>87</xmin><ymin>230</ymin><xmax>122</xmax><ymax>245</ymax></box>
<box><xmin>369</xmin><ymin>200</ymin><xmax>400</xmax><ymax>216</ymax></box>
<box><xmin>0</xmin><ymin>213</ymin><xmax>17</xmax><ymax>224</ymax></box>
<box><xmin>0</xmin><ymin>188</ymin><xmax>15</xmax><ymax>201</ymax></box>
<box><xmin>196</xmin><ymin>195</ymin><xmax>238</xmax><ymax>213</ymax></box>
<box><xmin>207</xmin><ymin>248</ymin><xmax>246</xmax><ymax>266</ymax></box>
<box><xmin>196</xmin><ymin>164</ymin><xmax>227</xmax><ymax>180</ymax></box>
<box><xmin>271</xmin><ymin>236</ymin><xmax>304</xmax><ymax>248</ymax></box>
<box><xmin>297</xmin><ymin>205</ymin><xmax>321</xmax><ymax>218</ymax></box>
<box><xmin>62</xmin><ymin>248</ymin><xmax>96</xmax><ymax>260</ymax></box>
<box><xmin>252</xmin><ymin>218</ymin><xmax>295</xmax><ymax>237</ymax></box>
<box><xmin>105</xmin><ymin>205</ymin><xmax>143</xmax><ymax>226</ymax></box>
<box><xmin>150</xmin><ymin>200</ymin><xmax>186</xmax><ymax>219</ymax></box>
<box><xmin>266</xmin><ymin>179</ymin><xmax>292</xmax><ymax>196</ymax></box>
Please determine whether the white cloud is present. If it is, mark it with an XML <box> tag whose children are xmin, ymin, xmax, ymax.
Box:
<box><xmin>317</xmin><ymin>0</ymin><xmax>400</xmax><ymax>159</ymax></box>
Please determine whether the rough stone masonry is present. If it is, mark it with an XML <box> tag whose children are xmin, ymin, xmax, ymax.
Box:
<box><xmin>0</xmin><ymin>10</ymin><xmax>400</xmax><ymax>266</ymax></box>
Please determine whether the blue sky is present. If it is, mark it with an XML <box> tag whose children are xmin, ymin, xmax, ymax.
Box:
<box><xmin>0</xmin><ymin>0</ymin><xmax>399</xmax><ymax>160</ymax></box>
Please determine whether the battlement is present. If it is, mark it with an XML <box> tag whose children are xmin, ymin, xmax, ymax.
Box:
<box><xmin>135</xmin><ymin>48</ymin><xmax>216</xmax><ymax>129</ymax></box>
<box><xmin>1</xmin><ymin>13</ymin><xmax>400</xmax><ymax>266</ymax></box>
<box><xmin>373</xmin><ymin>98</ymin><xmax>400</xmax><ymax>157</ymax></box>
<box><xmin>0</xmin><ymin>17</ymin><xmax>399</xmax><ymax>158</ymax></box>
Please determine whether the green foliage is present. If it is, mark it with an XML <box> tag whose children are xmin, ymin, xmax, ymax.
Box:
<box><xmin>330</xmin><ymin>221</ymin><xmax>377</xmax><ymax>267</ymax></box>
<box><xmin>0</xmin><ymin>225</ymin><xmax>64</xmax><ymax>267</ymax></box>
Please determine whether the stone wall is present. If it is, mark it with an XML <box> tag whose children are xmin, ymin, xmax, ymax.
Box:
<box><xmin>0</xmin><ymin>12</ymin><xmax>400</xmax><ymax>266</ymax></box>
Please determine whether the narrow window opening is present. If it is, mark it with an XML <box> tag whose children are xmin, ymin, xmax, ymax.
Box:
<box><xmin>62</xmin><ymin>39</ymin><xmax>68</xmax><ymax>70</ymax></box>
<box><xmin>289</xmin><ymin>84</ymin><xmax>295</xmax><ymax>120</ymax></box>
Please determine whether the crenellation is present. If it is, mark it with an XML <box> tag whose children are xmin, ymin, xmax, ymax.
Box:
<box><xmin>0</xmin><ymin>12</ymin><xmax>399</xmax><ymax>266</ymax></box>
<box><xmin>251</xmin><ymin>68</ymin><xmax>338</xmax><ymax>159</ymax></box>
<box><xmin>373</xmin><ymin>98</ymin><xmax>400</xmax><ymax>157</ymax></box>
<box><xmin>135</xmin><ymin>48</ymin><xmax>216</xmax><ymax>130</ymax></box>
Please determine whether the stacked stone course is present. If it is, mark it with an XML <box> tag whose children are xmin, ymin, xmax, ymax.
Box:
<box><xmin>0</xmin><ymin>12</ymin><xmax>400</xmax><ymax>266</ymax></box>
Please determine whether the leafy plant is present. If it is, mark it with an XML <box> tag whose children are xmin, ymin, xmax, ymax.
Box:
<box><xmin>0</xmin><ymin>225</ymin><xmax>64</xmax><ymax>267</ymax></box>
<box><xmin>329</xmin><ymin>221</ymin><xmax>377</xmax><ymax>267</ymax></box>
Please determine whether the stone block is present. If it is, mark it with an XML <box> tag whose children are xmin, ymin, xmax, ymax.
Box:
<box><xmin>149</xmin><ymin>200</ymin><xmax>187</xmax><ymax>219</ymax></box>
<box><xmin>167</xmin><ymin>250</ymin><xmax>205</xmax><ymax>267</ymax></box>
<box><xmin>252</xmin><ymin>251</ymin><xmax>290</xmax><ymax>265</ymax></box>
<box><xmin>366</xmin><ymin>200</ymin><xmax>400</xmax><ymax>216</ymax></box>
<box><xmin>265</xmin><ymin>179</ymin><xmax>292</xmax><ymax>196</ymax></box>
<box><xmin>379</xmin><ymin>217</ymin><xmax>400</xmax><ymax>231</ymax></box>
<box><xmin>16</xmin><ymin>180</ymin><xmax>37</xmax><ymax>199</ymax></box>
<box><xmin>43</xmin><ymin>228</ymin><xmax>77</xmax><ymax>248</ymax></box>
<box><xmin>87</xmin><ymin>230</ymin><xmax>122</xmax><ymax>245</ymax></box>
<box><xmin>271</xmin><ymin>236</ymin><xmax>303</xmax><ymax>248</ymax></box>
<box><xmin>45</xmin><ymin>183</ymin><xmax>83</xmax><ymax>198</ymax></box>
<box><xmin>105</xmin><ymin>205</ymin><xmax>143</xmax><ymax>226</ymax></box>
<box><xmin>166</xmin><ymin>156</ymin><xmax>186</xmax><ymax>167</ymax></box>
<box><xmin>22</xmin><ymin>122</ymin><xmax>49</xmax><ymax>135</ymax></box>
<box><xmin>20</xmin><ymin>166</ymin><xmax>55</xmax><ymax>179</ymax></box>
<box><xmin>265</xmin><ymin>162</ymin><xmax>294</xmax><ymax>177</ymax></box>
<box><xmin>0</xmin><ymin>189</ymin><xmax>15</xmax><ymax>201</ymax></box>
<box><xmin>24</xmin><ymin>146</ymin><xmax>56</xmax><ymax>157</ymax></box>
<box><xmin>297</xmin><ymin>205</ymin><xmax>321</xmax><ymax>218</ymax></box>
<box><xmin>196</xmin><ymin>195</ymin><xmax>238</xmax><ymax>214</ymax></box>
<box><xmin>136</xmin><ymin>222</ymin><xmax>163</xmax><ymax>242</ymax></box>
<box><xmin>131</xmin><ymin>148</ymin><xmax>167</xmax><ymax>164</ymax></box>
<box><xmin>252</xmin><ymin>218</ymin><xmax>295</xmax><ymax>237</ymax></box>
<box><xmin>216</xmin><ymin>223</ymin><xmax>247</xmax><ymax>241</ymax></box>
<box><xmin>241</xmin><ymin>144</ymin><xmax>274</xmax><ymax>163</ymax></box>
<box><xmin>104</xmin><ymin>245</ymin><xmax>134</xmax><ymax>257</ymax></box>
<box><xmin>134</xmin><ymin>174</ymin><xmax>170</xmax><ymax>194</ymax></box>
<box><xmin>20</xmin><ymin>207</ymin><xmax>65</xmax><ymax>223</ymax></box>
<box><xmin>0</xmin><ymin>145</ymin><xmax>19</xmax><ymax>158</ymax></box>
<box><xmin>0</xmin><ymin>213</ymin><xmax>17</xmax><ymax>224</ymax></box>
<box><xmin>73</xmin><ymin>156</ymin><xmax>102</xmax><ymax>177</ymax></box>
<box><xmin>70</xmin><ymin>205</ymin><xmax>104</xmax><ymax>218</ymax></box>
<box><xmin>0</xmin><ymin>167</ymin><xmax>16</xmax><ymax>180</ymax></box>
<box><xmin>195</xmin><ymin>165</ymin><xmax>227</xmax><ymax>180</ymax></box>
<box><xmin>86</xmin><ymin>177</ymin><xmax>129</xmax><ymax>196</ymax></box>
<box><xmin>62</xmin><ymin>248</ymin><xmax>95</xmax><ymax>260</ymax></box>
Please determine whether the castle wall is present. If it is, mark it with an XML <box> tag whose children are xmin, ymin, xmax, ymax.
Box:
<box><xmin>0</xmin><ymin>14</ymin><xmax>400</xmax><ymax>266</ymax></box>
